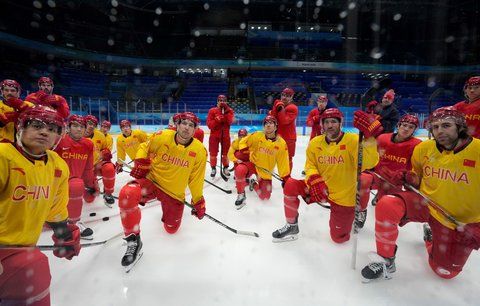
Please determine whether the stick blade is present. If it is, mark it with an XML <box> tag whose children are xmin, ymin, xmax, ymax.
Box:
<box><xmin>237</xmin><ymin>230</ymin><xmax>260</xmax><ymax>238</ymax></box>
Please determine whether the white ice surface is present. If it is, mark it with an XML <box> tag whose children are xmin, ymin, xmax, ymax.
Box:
<box><xmin>38</xmin><ymin>134</ymin><xmax>480</xmax><ymax>306</ymax></box>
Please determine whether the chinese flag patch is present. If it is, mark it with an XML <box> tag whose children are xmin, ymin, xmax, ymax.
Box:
<box><xmin>463</xmin><ymin>159</ymin><xmax>476</xmax><ymax>168</ymax></box>
<box><xmin>340</xmin><ymin>144</ymin><xmax>346</xmax><ymax>150</ymax></box>
<box><xmin>54</xmin><ymin>169</ymin><xmax>62</xmax><ymax>177</ymax></box>
<box><xmin>189</xmin><ymin>151</ymin><xmax>196</xmax><ymax>157</ymax></box>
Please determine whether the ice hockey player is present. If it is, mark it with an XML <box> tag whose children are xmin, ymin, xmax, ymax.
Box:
<box><xmin>115</xmin><ymin>119</ymin><xmax>149</xmax><ymax>174</ymax></box>
<box><xmin>453</xmin><ymin>76</ymin><xmax>480</xmax><ymax>138</ymax></box>
<box><xmin>100</xmin><ymin>120</ymin><xmax>113</xmax><ymax>150</ymax></box>
<box><xmin>269</xmin><ymin>87</ymin><xmax>298</xmax><ymax>173</ymax></box>
<box><xmin>306</xmin><ymin>95</ymin><xmax>329</xmax><ymax>140</ymax></box>
<box><xmin>206</xmin><ymin>94</ymin><xmax>234</xmax><ymax>178</ymax></box>
<box><xmin>168</xmin><ymin>112</ymin><xmax>205</xmax><ymax>143</ymax></box>
<box><xmin>366</xmin><ymin>89</ymin><xmax>399</xmax><ymax>133</ymax></box>
<box><xmin>25</xmin><ymin>76</ymin><xmax>70</xmax><ymax>119</ymax></box>
<box><xmin>55</xmin><ymin>115</ymin><xmax>96</xmax><ymax>239</ymax></box>
<box><xmin>84</xmin><ymin>114</ymin><xmax>116</xmax><ymax>206</ymax></box>
<box><xmin>361</xmin><ymin>107</ymin><xmax>480</xmax><ymax>282</ymax></box>
<box><xmin>357</xmin><ymin>114</ymin><xmax>422</xmax><ymax>228</ymax></box>
<box><xmin>117</xmin><ymin>112</ymin><xmax>207</xmax><ymax>271</ymax></box>
<box><xmin>272</xmin><ymin>108</ymin><xmax>380</xmax><ymax>243</ymax></box>
<box><xmin>233</xmin><ymin>116</ymin><xmax>290</xmax><ymax>210</ymax></box>
<box><xmin>0</xmin><ymin>79</ymin><xmax>31</xmax><ymax>142</ymax></box>
<box><xmin>227</xmin><ymin>128</ymin><xmax>249</xmax><ymax>169</ymax></box>
<box><xmin>0</xmin><ymin>106</ymin><xmax>80</xmax><ymax>305</ymax></box>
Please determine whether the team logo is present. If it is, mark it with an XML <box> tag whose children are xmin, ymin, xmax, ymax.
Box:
<box><xmin>11</xmin><ymin>167</ymin><xmax>25</xmax><ymax>175</ymax></box>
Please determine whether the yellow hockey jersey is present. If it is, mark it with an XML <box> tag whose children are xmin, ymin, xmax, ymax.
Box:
<box><xmin>227</xmin><ymin>137</ymin><xmax>241</xmax><ymax>163</ymax></box>
<box><xmin>239</xmin><ymin>131</ymin><xmax>290</xmax><ymax>180</ymax></box>
<box><xmin>0</xmin><ymin>144</ymin><xmax>69</xmax><ymax>245</ymax></box>
<box><xmin>135</xmin><ymin>129</ymin><xmax>207</xmax><ymax>203</ymax></box>
<box><xmin>117</xmin><ymin>129</ymin><xmax>149</xmax><ymax>163</ymax></box>
<box><xmin>86</xmin><ymin>129</ymin><xmax>109</xmax><ymax>165</ymax></box>
<box><xmin>411</xmin><ymin>138</ymin><xmax>480</xmax><ymax>229</ymax></box>
<box><xmin>104</xmin><ymin>133</ymin><xmax>113</xmax><ymax>151</ymax></box>
<box><xmin>305</xmin><ymin>133</ymin><xmax>379</xmax><ymax>207</ymax></box>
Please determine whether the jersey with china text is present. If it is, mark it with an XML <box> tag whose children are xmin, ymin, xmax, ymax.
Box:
<box><xmin>55</xmin><ymin>134</ymin><xmax>95</xmax><ymax>187</ymax></box>
<box><xmin>375</xmin><ymin>133</ymin><xmax>422</xmax><ymax>176</ymax></box>
<box><xmin>454</xmin><ymin>99</ymin><xmax>480</xmax><ymax>138</ymax></box>
<box><xmin>117</xmin><ymin>129</ymin><xmax>149</xmax><ymax>163</ymax></box>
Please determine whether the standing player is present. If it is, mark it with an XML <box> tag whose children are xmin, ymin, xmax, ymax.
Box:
<box><xmin>357</xmin><ymin>114</ymin><xmax>422</xmax><ymax>228</ymax></box>
<box><xmin>117</xmin><ymin>112</ymin><xmax>207</xmax><ymax>271</ymax></box>
<box><xmin>306</xmin><ymin>95</ymin><xmax>329</xmax><ymax>139</ymax></box>
<box><xmin>270</xmin><ymin>87</ymin><xmax>298</xmax><ymax>173</ymax></box>
<box><xmin>361</xmin><ymin>107</ymin><xmax>480</xmax><ymax>282</ymax></box>
<box><xmin>272</xmin><ymin>108</ymin><xmax>380</xmax><ymax>243</ymax></box>
<box><xmin>453</xmin><ymin>76</ymin><xmax>480</xmax><ymax>138</ymax></box>
<box><xmin>206</xmin><ymin>94</ymin><xmax>234</xmax><ymax>178</ymax></box>
<box><xmin>115</xmin><ymin>119</ymin><xmax>149</xmax><ymax>174</ymax></box>
<box><xmin>0</xmin><ymin>106</ymin><xmax>80</xmax><ymax>305</ymax></box>
<box><xmin>0</xmin><ymin>79</ymin><xmax>30</xmax><ymax>142</ymax></box>
<box><xmin>100</xmin><ymin>120</ymin><xmax>113</xmax><ymax>151</ymax></box>
<box><xmin>55</xmin><ymin>115</ymin><xmax>96</xmax><ymax>239</ymax></box>
<box><xmin>233</xmin><ymin>116</ymin><xmax>290</xmax><ymax>209</ymax></box>
<box><xmin>84</xmin><ymin>114</ymin><xmax>116</xmax><ymax>206</ymax></box>
<box><xmin>25</xmin><ymin>77</ymin><xmax>70</xmax><ymax>119</ymax></box>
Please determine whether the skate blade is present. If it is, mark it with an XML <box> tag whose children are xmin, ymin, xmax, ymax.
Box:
<box><xmin>80</xmin><ymin>236</ymin><xmax>94</xmax><ymax>241</ymax></box>
<box><xmin>235</xmin><ymin>202</ymin><xmax>246</xmax><ymax>210</ymax></box>
<box><xmin>104</xmin><ymin>202</ymin><xmax>114</xmax><ymax>208</ymax></box>
<box><xmin>361</xmin><ymin>273</ymin><xmax>393</xmax><ymax>283</ymax></box>
<box><xmin>124</xmin><ymin>251</ymin><xmax>143</xmax><ymax>273</ymax></box>
<box><xmin>272</xmin><ymin>235</ymin><xmax>298</xmax><ymax>243</ymax></box>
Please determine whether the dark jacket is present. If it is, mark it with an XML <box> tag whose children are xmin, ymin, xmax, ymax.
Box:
<box><xmin>377</xmin><ymin>104</ymin><xmax>399</xmax><ymax>133</ymax></box>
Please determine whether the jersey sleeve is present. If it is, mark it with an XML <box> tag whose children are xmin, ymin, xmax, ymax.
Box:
<box><xmin>46</xmin><ymin>160</ymin><xmax>70</xmax><ymax>223</ymax></box>
<box><xmin>361</xmin><ymin>136</ymin><xmax>379</xmax><ymax>171</ymax></box>
<box><xmin>228</xmin><ymin>139</ymin><xmax>239</xmax><ymax>162</ymax></box>
<box><xmin>82</xmin><ymin>142</ymin><xmax>95</xmax><ymax>188</ymax></box>
<box><xmin>188</xmin><ymin>146</ymin><xmax>207</xmax><ymax>203</ymax></box>
<box><xmin>304</xmin><ymin>140</ymin><xmax>321</xmax><ymax>180</ymax></box>
<box><xmin>276</xmin><ymin>141</ymin><xmax>290</xmax><ymax>178</ymax></box>
<box><xmin>117</xmin><ymin>136</ymin><xmax>126</xmax><ymax>163</ymax></box>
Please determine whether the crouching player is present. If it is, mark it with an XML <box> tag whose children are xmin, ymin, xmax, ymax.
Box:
<box><xmin>117</xmin><ymin>112</ymin><xmax>207</xmax><ymax>271</ymax></box>
<box><xmin>0</xmin><ymin>106</ymin><xmax>80</xmax><ymax>305</ymax></box>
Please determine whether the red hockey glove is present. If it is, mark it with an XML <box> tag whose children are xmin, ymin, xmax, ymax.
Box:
<box><xmin>41</xmin><ymin>94</ymin><xmax>66</xmax><ymax>109</ymax></box>
<box><xmin>353</xmin><ymin>110</ymin><xmax>384</xmax><ymax>138</ymax></box>
<box><xmin>5</xmin><ymin>97</ymin><xmax>29</xmax><ymax>111</ymax></box>
<box><xmin>306</xmin><ymin>174</ymin><xmax>328</xmax><ymax>203</ymax></box>
<box><xmin>234</xmin><ymin>149</ymin><xmax>250</xmax><ymax>163</ymax></box>
<box><xmin>275</xmin><ymin>101</ymin><xmax>285</xmax><ymax>112</ymax></box>
<box><xmin>130</xmin><ymin>158</ymin><xmax>151</xmax><ymax>179</ymax></box>
<box><xmin>219</xmin><ymin>102</ymin><xmax>228</xmax><ymax>110</ymax></box>
<box><xmin>366</xmin><ymin>100</ymin><xmax>378</xmax><ymax>114</ymax></box>
<box><xmin>191</xmin><ymin>197</ymin><xmax>206</xmax><ymax>220</ymax></box>
<box><xmin>100</xmin><ymin>149</ymin><xmax>112</xmax><ymax>162</ymax></box>
<box><xmin>52</xmin><ymin>224</ymin><xmax>81</xmax><ymax>260</ymax></box>
<box><xmin>456</xmin><ymin>223</ymin><xmax>480</xmax><ymax>250</ymax></box>
<box><xmin>0</xmin><ymin>112</ymin><xmax>17</xmax><ymax>125</ymax></box>
<box><xmin>386</xmin><ymin>169</ymin><xmax>420</xmax><ymax>188</ymax></box>
<box><xmin>115</xmin><ymin>162</ymin><xmax>123</xmax><ymax>174</ymax></box>
<box><xmin>281</xmin><ymin>175</ymin><xmax>290</xmax><ymax>189</ymax></box>
<box><xmin>312</xmin><ymin>115</ymin><xmax>320</xmax><ymax>125</ymax></box>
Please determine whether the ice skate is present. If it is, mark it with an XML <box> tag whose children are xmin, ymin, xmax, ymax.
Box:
<box><xmin>361</xmin><ymin>252</ymin><xmax>396</xmax><ymax>283</ymax></box>
<box><xmin>121</xmin><ymin>234</ymin><xmax>143</xmax><ymax>273</ymax></box>
<box><xmin>235</xmin><ymin>192</ymin><xmax>246</xmax><ymax>210</ymax></box>
<box><xmin>355</xmin><ymin>210</ymin><xmax>367</xmax><ymax>229</ymax></box>
<box><xmin>272</xmin><ymin>223</ymin><xmax>299</xmax><ymax>242</ymax></box>
<box><xmin>77</xmin><ymin>221</ymin><xmax>94</xmax><ymax>240</ymax></box>
<box><xmin>210</xmin><ymin>167</ymin><xmax>217</xmax><ymax>178</ymax></box>
<box><xmin>103</xmin><ymin>193</ymin><xmax>115</xmax><ymax>208</ymax></box>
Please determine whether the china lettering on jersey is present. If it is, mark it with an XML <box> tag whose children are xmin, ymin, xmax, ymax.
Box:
<box><xmin>12</xmin><ymin>185</ymin><xmax>50</xmax><ymax>201</ymax></box>
<box><xmin>61</xmin><ymin>152</ymin><xmax>88</xmax><ymax>160</ymax></box>
<box><xmin>423</xmin><ymin>166</ymin><xmax>469</xmax><ymax>184</ymax></box>
<box><xmin>317</xmin><ymin>155</ymin><xmax>345</xmax><ymax>164</ymax></box>
<box><xmin>161</xmin><ymin>153</ymin><xmax>190</xmax><ymax>168</ymax></box>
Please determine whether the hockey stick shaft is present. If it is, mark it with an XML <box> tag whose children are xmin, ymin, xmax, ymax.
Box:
<box><xmin>256</xmin><ymin>165</ymin><xmax>282</xmax><ymax>181</ymax></box>
<box><xmin>203</xmin><ymin>179</ymin><xmax>232</xmax><ymax>194</ymax></box>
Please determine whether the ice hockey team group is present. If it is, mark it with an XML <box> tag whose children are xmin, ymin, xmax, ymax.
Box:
<box><xmin>1</xmin><ymin>76</ymin><xmax>480</xmax><ymax>305</ymax></box>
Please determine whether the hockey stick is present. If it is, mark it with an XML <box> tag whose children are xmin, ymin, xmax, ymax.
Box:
<box><xmin>351</xmin><ymin>77</ymin><xmax>392</xmax><ymax>270</ymax></box>
<box><xmin>203</xmin><ymin>178</ymin><xmax>232</xmax><ymax>194</ymax></box>
<box><xmin>256</xmin><ymin>165</ymin><xmax>282</xmax><ymax>181</ymax></box>
<box><xmin>0</xmin><ymin>232</ymin><xmax>123</xmax><ymax>251</ymax></box>
<box><xmin>84</xmin><ymin>188</ymin><xmax>119</xmax><ymax>200</ymax></box>
<box><xmin>367</xmin><ymin>171</ymin><xmax>464</xmax><ymax>227</ymax></box>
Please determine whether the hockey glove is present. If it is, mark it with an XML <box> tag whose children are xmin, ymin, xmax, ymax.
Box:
<box><xmin>234</xmin><ymin>148</ymin><xmax>250</xmax><ymax>163</ymax></box>
<box><xmin>130</xmin><ymin>158</ymin><xmax>151</xmax><ymax>179</ymax></box>
<box><xmin>312</xmin><ymin>115</ymin><xmax>320</xmax><ymax>125</ymax></box>
<box><xmin>306</xmin><ymin>174</ymin><xmax>328</xmax><ymax>203</ymax></box>
<box><xmin>100</xmin><ymin>149</ymin><xmax>112</xmax><ymax>163</ymax></box>
<box><xmin>353</xmin><ymin>110</ymin><xmax>384</xmax><ymax>138</ymax></box>
<box><xmin>366</xmin><ymin>100</ymin><xmax>378</xmax><ymax>114</ymax></box>
<box><xmin>455</xmin><ymin>223</ymin><xmax>480</xmax><ymax>250</ymax></box>
<box><xmin>275</xmin><ymin>101</ymin><xmax>285</xmax><ymax>112</ymax></box>
<box><xmin>219</xmin><ymin>102</ymin><xmax>228</xmax><ymax>110</ymax></box>
<box><xmin>115</xmin><ymin>162</ymin><xmax>123</xmax><ymax>174</ymax></box>
<box><xmin>191</xmin><ymin>197</ymin><xmax>206</xmax><ymax>220</ymax></box>
<box><xmin>0</xmin><ymin>112</ymin><xmax>17</xmax><ymax>125</ymax></box>
<box><xmin>386</xmin><ymin>169</ymin><xmax>420</xmax><ymax>188</ymax></box>
<box><xmin>51</xmin><ymin>223</ymin><xmax>81</xmax><ymax>260</ymax></box>
<box><xmin>5</xmin><ymin>97</ymin><xmax>29</xmax><ymax>112</ymax></box>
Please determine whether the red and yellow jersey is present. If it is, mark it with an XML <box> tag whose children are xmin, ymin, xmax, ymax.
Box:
<box><xmin>270</xmin><ymin>100</ymin><xmax>298</xmax><ymax>140</ymax></box>
<box><xmin>0</xmin><ymin>100</ymin><xmax>16</xmax><ymax>142</ymax></box>
<box><xmin>117</xmin><ymin>129</ymin><xmax>149</xmax><ymax>163</ymax></box>
<box><xmin>411</xmin><ymin>138</ymin><xmax>480</xmax><ymax>229</ymax></box>
<box><xmin>0</xmin><ymin>144</ymin><xmax>69</xmax><ymax>246</ymax></box>
<box><xmin>136</xmin><ymin>129</ymin><xmax>207</xmax><ymax>203</ymax></box>
<box><xmin>454</xmin><ymin>99</ymin><xmax>480</xmax><ymax>138</ymax></box>
<box><xmin>239</xmin><ymin>131</ymin><xmax>290</xmax><ymax>180</ymax></box>
<box><xmin>55</xmin><ymin>134</ymin><xmax>95</xmax><ymax>187</ymax></box>
<box><xmin>104</xmin><ymin>133</ymin><xmax>113</xmax><ymax>151</ymax></box>
<box><xmin>227</xmin><ymin>137</ymin><xmax>241</xmax><ymax>162</ymax></box>
<box><xmin>305</xmin><ymin>133</ymin><xmax>379</xmax><ymax>207</ymax></box>
<box><xmin>85</xmin><ymin>129</ymin><xmax>109</xmax><ymax>165</ymax></box>
<box><xmin>375</xmin><ymin>133</ymin><xmax>422</xmax><ymax>176</ymax></box>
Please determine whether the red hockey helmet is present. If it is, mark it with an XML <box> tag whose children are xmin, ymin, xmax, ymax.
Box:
<box><xmin>383</xmin><ymin>89</ymin><xmax>395</xmax><ymax>101</ymax></box>
<box><xmin>101</xmin><ymin>120</ymin><xmax>112</xmax><ymax>128</ymax></box>
<box><xmin>38</xmin><ymin>76</ymin><xmax>54</xmax><ymax>87</ymax></box>
<box><xmin>398</xmin><ymin>114</ymin><xmax>419</xmax><ymax>128</ymax></box>
<box><xmin>321</xmin><ymin>108</ymin><xmax>344</xmax><ymax>123</ymax></box>
<box><xmin>238</xmin><ymin>128</ymin><xmax>248</xmax><ymax>137</ymax></box>
<box><xmin>84</xmin><ymin>115</ymin><xmax>98</xmax><ymax>126</ymax></box>
<box><xmin>178</xmin><ymin>112</ymin><xmax>200</xmax><ymax>127</ymax></box>
<box><xmin>1</xmin><ymin>79</ymin><xmax>21</xmax><ymax>94</ymax></box>
<box><xmin>217</xmin><ymin>94</ymin><xmax>227</xmax><ymax>103</ymax></box>
<box><xmin>17</xmin><ymin>105</ymin><xmax>65</xmax><ymax>135</ymax></box>
<box><xmin>68</xmin><ymin>114</ymin><xmax>86</xmax><ymax>127</ymax></box>
<box><xmin>281</xmin><ymin>87</ymin><xmax>294</xmax><ymax>97</ymax></box>
<box><xmin>428</xmin><ymin>106</ymin><xmax>467</xmax><ymax>134</ymax></box>
<box><xmin>120</xmin><ymin>119</ymin><xmax>131</xmax><ymax>128</ymax></box>
<box><xmin>465</xmin><ymin>76</ymin><xmax>480</xmax><ymax>87</ymax></box>
<box><xmin>263</xmin><ymin>115</ymin><xmax>278</xmax><ymax>126</ymax></box>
